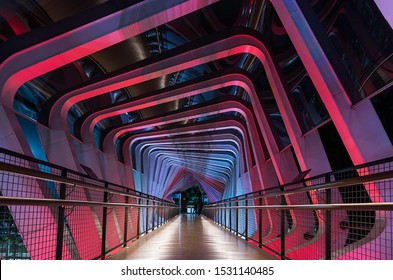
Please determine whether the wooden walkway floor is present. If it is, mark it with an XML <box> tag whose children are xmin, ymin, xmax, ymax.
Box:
<box><xmin>109</xmin><ymin>214</ymin><xmax>276</xmax><ymax>260</ymax></box>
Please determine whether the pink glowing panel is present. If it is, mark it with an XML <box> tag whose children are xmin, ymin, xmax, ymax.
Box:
<box><xmin>132</xmin><ymin>133</ymin><xmax>243</xmax><ymax>188</ymax></box>
<box><xmin>81</xmin><ymin>71</ymin><xmax>251</xmax><ymax>141</ymax></box>
<box><xmin>0</xmin><ymin>7</ymin><xmax>30</xmax><ymax>35</ymax></box>
<box><xmin>47</xmin><ymin>32</ymin><xmax>308</xmax><ymax>186</ymax></box>
<box><xmin>105</xmin><ymin>100</ymin><xmax>260</xmax><ymax>152</ymax></box>
<box><xmin>80</xmin><ymin>69</ymin><xmax>286</xmax><ymax>191</ymax></box>
<box><xmin>121</xmin><ymin>120</ymin><xmax>258</xmax><ymax>193</ymax></box>
<box><xmin>138</xmin><ymin>138</ymin><xmax>240</xmax><ymax>174</ymax></box>
<box><xmin>122</xmin><ymin>123</ymin><xmax>250</xmax><ymax>169</ymax></box>
<box><xmin>0</xmin><ymin>0</ymin><xmax>219</xmax><ymax>108</ymax></box>
<box><xmin>135</xmin><ymin>134</ymin><xmax>246</xmax><ymax>173</ymax></box>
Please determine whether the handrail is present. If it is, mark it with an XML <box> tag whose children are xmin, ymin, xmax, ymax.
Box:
<box><xmin>1</xmin><ymin>195</ymin><xmax>391</xmax><ymax>210</ymax></box>
<box><xmin>0</xmin><ymin>162</ymin><xmax>175</xmax><ymax>205</ymax></box>
<box><xmin>0</xmin><ymin>196</ymin><xmax>178</xmax><ymax>208</ymax></box>
<box><xmin>203</xmin><ymin>202</ymin><xmax>393</xmax><ymax>211</ymax></box>
<box><xmin>209</xmin><ymin>169</ymin><xmax>393</xmax><ymax>205</ymax></box>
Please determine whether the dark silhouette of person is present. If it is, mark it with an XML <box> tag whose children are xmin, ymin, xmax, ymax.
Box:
<box><xmin>194</xmin><ymin>200</ymin><xmax>203</xmax><ymax>215</ymax></box>
<box><xmin>181</xmin><ymin>198</ymin><xmax>187</xmax><ymax>214</ymax></box>
<box><xmin>193</xmin><ymin>201</ymin><xmax>198</xmax><ymax>214</ymax></box>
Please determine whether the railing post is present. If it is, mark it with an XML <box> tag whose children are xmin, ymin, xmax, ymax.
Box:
<box><xmin>280</xmin><ymin>185</ymin><xmax>286</xmax><ymax>260</ymax></box>
<box><xmin>216</xmin><ymin>205</ymin><xmax>219</xmax><ymax>224</ymax></box>
<box><xmin>325</xmin><ymin>175</ymin><xmax>332</xmax><ymax>260</ymax></box>
<box><xmin>161</xmin><ymin>201</ymin><xmax>164</xmax><ymax>224</ymax></box>
<box><xmin>229</xmin><ymin>200</ymin><xmax>232</xmax><ymax>232</ymax></box>
<box><xmin>55</xmin><ymin>169</ymin><xmax>67</xmax><ymax>260</ymax></box>
<box><xmin>164</xmin><ymin>202</ymin><xmax>167</xmax><ymax>223</ymax></box>
<box><xmin>167</xmin><ymin>202</ymin><xmax>170</xmax><ymax>222</ymax></box>
<box><xmin>245</xmin><ymin>194</ymin><xmax>248</xmax><ymax>240</ymax></box>
<box><xmin>123</xmin><ymin>189</ymin><xmax>129</xmax><ymax>247</ymax></box>
<box><xmin>101</xmin><ymin>182</ymin><xmax>108</xmax><ymax>260</ymax></box>
<box><xmin>216</xmin><ymin>203</ymin><xmax>219</xmax><ymax>225</ymax></box>
<box><xmin>137</xmin><ymin>198</ymin><xmax>141</xmax><ymax>239</ymax></box>
<box><xmin>224</xmin><ymin>200</ymin><xmax>227</xmax><ymax>228</ymax></box>
<box><xmin>218</xmin><ymin>203</ymin><xmax>221</xmax><ymax>226</ymax></box>
<box><xmin>145</xmin><ymin>196</ymin><xmax>149</xmax><ymax>234</ymax></box>
<box><xmin>162</xmin><ymin>202</ymin><xmax>167</xmax><ymax>224</ymax></box>
<box><xmin>259</xmin><ymin>191</ymin><xmax>263</xmax><ymax>248</ymax></box>
<box><xmin>236</xmin><ymin>200</ymin><xmax>239</xmax><ymax>236</ymax></box>
<box><xmin>163</xmin><ymin>201</ymin><xmax>165</xmax><ymax>225</ymax></box>
<box><xmin>152</xmin><ymin>200</ymin><xmax>155</xmax><ymax>231</ymax></box>
<box><xmin>167</xmin><ymin>203</ymin><xmax>170</xmax><ymax>222</ymax></box>
<box><xmin>158</xmin><ymin>201</ymin><xmax>161</xmax><ymax>227</ymax></box>
<box><xmin>221</xmin><ymin>203</ymin><xmax>224</xmax><ymax>226</ymax></box>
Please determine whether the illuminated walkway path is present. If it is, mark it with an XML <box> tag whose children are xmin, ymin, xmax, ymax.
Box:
<box><xmin>109</xmin><ymin>215</ymin><xmax>276</xmax><ymax>260</ymax></box>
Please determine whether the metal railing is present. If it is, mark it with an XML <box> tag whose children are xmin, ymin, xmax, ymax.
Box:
<box><xmin>2</xmin><ymin>146</ymin><xmax>393</xmax><ymax>260</ymax></box>
<box><xmin>0</xmin><ymin>148</ymin><xmax>178</xmax><ymax>260</ymax></box>
<box><xmin>203</xmin><ymin>157</ymin><xmax>393</xmax><ymax>260</ymax></box>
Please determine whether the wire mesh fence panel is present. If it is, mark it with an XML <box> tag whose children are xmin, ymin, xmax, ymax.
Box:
<box><xmin>356</xmin><ymin>161</ymin><xmax>393</xmax><ymax>176</ymax></box>
<box><xmin>0</xmin><ymin>205</ymin><xmax>58</xmax><ymax>260</ymax></box>
<box><xmin>126</xmin><ymin>197</ymin><xmax>139</xmax><ymax>241</ymax></box>
<box><xmin>0</xmin><ymin>151</ymin><xmax>62</xmax><ymax>178</ymax></box>
<box><xmin>330</xmin><ymin>178</ymin><xmax>393</xmax><ymax>260</ymax></box>
<box><xmin>64</xmin><ymin>178</ymin><xmax>102</xmax><ymax>260</ymax></box>
<box><xmin>209</xmin><ymin>207</ymin><xmax>218</xmax><ymax>226</ymax></box>
<box><xmin>209</xmin><ymin>208</ymin><xmax>217</xmax><ymax>222</ymax></box>
<box><xmin>238</xmin><ymin>200</ymin><xmax>246</xmax><ymax>238</ymax></box>
<box><xmin>231</xmin><ymin>202</ymin><xmax>236</xmax><ymax>233</ymax></box>
<box><xmin>278</xmin><ymin>184</ymin><xmax>321</xmax><ymax>259</ymax></box>
<box><xmin>203</xmin><ymin>207</ymin><xmax>213</xmax><ymax>221</ymax></box>
<box><xmin>221</xmin><ymin>206</ymin><xmax>225</xmax><ymax>227</ymax></box>
<box><xmin>66</xmin><ymin>172</ymin><xmax>104</xmax><ymax>188</ymax></box>
<box><xmin>153</xmin><ymin>204</ymin><xmax>159</xmax><ymax>228</ymax></box>
<box><xmin>304</xmin><ymin>175</ymin><xmax>326</xmax><ymax>187</ymax></box>
<box><xmin>330</xmin><ymin>210</ymin><xmax>392</xmax><ymax>260</ymax></box>
<box><xmin>262</xmin><ymin>196</ymin><xmax>281</xmax><ymax>244</ymax></box>
<box><xmin>169</xmin><ymin>207</ymin><xmax>178</xmax><ymax>220</ymax></box>
<box><xmin>166</xmin><ymin>207</ymin><xmax>172</xmax><ymax>222</ymax></box>
<box><xmin>0</xmin><ymin>152</ymin><xmax>29</xmax><ymax>168</ymax></box>
<box><xmin>262</xmin><ymin>209</ymin><xmax>284</xmax><ymax>258</ymax></box>
<box><xmin>104</xmin><ymin>206</ymin><xmax>121</xmax><ymax>254</ymax></box>
<box><xmin>249</xmin><ymin>197</ymin><xmax>263</xmax><ymax>245</ymax></box>
<box><xmin>284</xmin><ymin>208</ymin><xmax>324</xmax><ymax>260</ymax></box>
<box><xmin>259</xmin><ymin>196</ymin><xmax>274</xmax><ymax>240</ymax></box>
<box><xmin>63</xmin><ymin>206</ymin><xmax>101</xmax><ymax>260</ymax></box>
<box><xmin>139</xmin><ymin>199</ymin><xmax>147</xmax><ymax>234</ymax></box>
<box><xmin>247</xmin><ymin>200</ymin><xmax>257</xmax><ymax>241</ymax></box>
<box><xmin>0</xmin><ymin>204</ymin><xmax>30</xmax><ymax>260</ymax></box>
<box><xmin>0</xmin><ymin>166</ymin><xmax>61</xmax><ymax>260</ymax></box>
<box><xmin>0</xmin><ymin>171</ymin><xmax>58</xmax><ymax>199</ymax></box>
<box><xmin>112</xmin><ymin>194</ymin><xmax>127</xmax><ymax>245</ymax></box>
<box><xmin>225</xmin><ymin>204</ymin><xmax>230</xmax><ymax>229</ymax></box>
<box><xmin>147</xmin><ymin>202</ymin><xmax>153</xmax><ymax>232</ymax></box>
<box><xmin>158</xmin><ymin>203</ymin><xmax>166</xmax><ymax>226</ymax></box>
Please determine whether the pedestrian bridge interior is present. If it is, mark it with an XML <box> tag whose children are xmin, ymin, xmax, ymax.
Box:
<box><xmin>0</xmin><ymin>0</ymin><xmax>392</xmax><ymax>260</ymax></box>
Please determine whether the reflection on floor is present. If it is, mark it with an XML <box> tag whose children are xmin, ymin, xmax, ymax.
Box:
<box><xmin>109</xmin><ymin>214</ymin><xmax>276</xmax><ymax>260</ymax></box>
